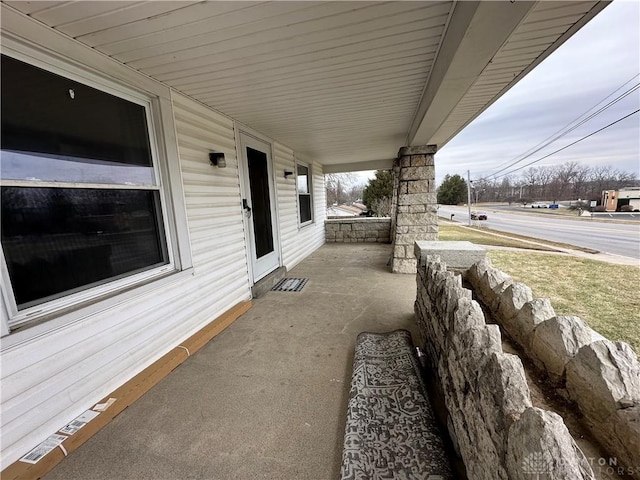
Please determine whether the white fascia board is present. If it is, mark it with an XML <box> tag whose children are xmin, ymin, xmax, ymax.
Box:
<box><xmin>429</xmin><ymin>1</ymin><xmax>611</xmax><ymax>149</ymax></box>
<box><xmin>407</xmin><ymin>1</ymin><xmax>536</xmax><ymax>147</ymax></box>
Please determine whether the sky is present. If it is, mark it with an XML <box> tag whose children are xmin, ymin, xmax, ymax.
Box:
<box><xmin>434</xmin><ymin>0</ymin><xmax>640</xmax><ymax>186</ymax></box>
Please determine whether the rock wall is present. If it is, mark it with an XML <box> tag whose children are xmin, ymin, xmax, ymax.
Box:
<box><xmin>416</xmin><ymin>254</ymin><xmax>595</xmax><ymax>480</ymax></box>
<box><xmin>467</xmin><ymin>257</ymin><xmax>640</xmax><ymax>476</ymax></box>
<box><xmin>324</xmin><ymin>218</ymin><xmax>391</xmax><ymax>243</ymax></box>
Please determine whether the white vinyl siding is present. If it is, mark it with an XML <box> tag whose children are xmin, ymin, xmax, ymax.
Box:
<box><xmin>1</xmin><ymin>5</ymin><xmax>332</xmax><ymax>468</ymax></box>
<box><xmin>0</xmin><ymin>87</ymin><xmax>251</xmax><ymax>467</ymax></box>
<box><xmin>274</xmin><ymin>143</ymin><xmax>326</xmax><ymax>270</ymax></box>
<box><xmin>171</xmin><ymin>91</ymin><xmax>249</xmax><ymax>277</ymax></box>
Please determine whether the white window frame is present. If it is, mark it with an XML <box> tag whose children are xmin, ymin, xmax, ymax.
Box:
<box><xmin>0</xmin><ymin>42</ymin><xmax>192</xmax><ymax>337</ymax></box>
<box><xmin>296</xmin><ymin>161</ymin><xmax>314</xmax><ymax>227</ymax></box>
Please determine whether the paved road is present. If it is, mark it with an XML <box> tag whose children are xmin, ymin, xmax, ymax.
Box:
<box><xmin>438</xmin><ymin>205</ymin><xmax>640</xmax><ymax>260</ymax></box>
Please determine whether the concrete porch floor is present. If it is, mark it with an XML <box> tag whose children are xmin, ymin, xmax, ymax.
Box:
<box><xmin>45</xmin><ymin>243</ymin><xmax>423</xmax><ymax>480</ymax></box>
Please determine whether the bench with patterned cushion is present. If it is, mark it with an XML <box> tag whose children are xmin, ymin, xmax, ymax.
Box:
<box><xmin>340</xmin><ymin>330</ymin><xmax>453</xmax><ymax>480</ymax></box>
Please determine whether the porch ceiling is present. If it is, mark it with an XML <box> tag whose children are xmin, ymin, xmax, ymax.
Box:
<box><xmin>2</xmin><ymin>1</ymin><xmax>607</xmax><ymax>171</ymax></box>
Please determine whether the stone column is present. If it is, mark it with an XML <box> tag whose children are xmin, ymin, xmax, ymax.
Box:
<box><xmin>391</xmin><ymin>145</ymin><xmax>438</xmax><ymax>273</ymax></box>
<box><xmin>389</xmin><ymin>156</ymin><xmax>401</xmax><ymax>244</ymax></box>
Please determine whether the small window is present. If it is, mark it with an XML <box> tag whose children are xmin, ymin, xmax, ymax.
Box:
<box><xmin>1</xmin><ymin>55</ymin><xmax>171</xmax><ymax>321</ymax></box>
<box><xmin>297</xmin><ymin>163</ymin><xmax>313</xmax><ymax>225</ymax></box>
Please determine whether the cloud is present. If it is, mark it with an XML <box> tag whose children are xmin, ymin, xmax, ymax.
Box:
<box><xmin>437</xmin><ymin>0</ymin><xmax>640</xmax><ymax>185</ymax></box>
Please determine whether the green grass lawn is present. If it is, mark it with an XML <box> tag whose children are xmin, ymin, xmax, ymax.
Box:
<box><xmin>438</xmin><ymin>221</ymin><xmax>598</xmax><ymax>253</ymax></box>
<box><xmin>437</xmin><ymin>221</ymin><xmax>559</xmax><ymax>251</ymax></box>
<box><xmin>488</xmin><ymin>250</ymin><xmax>640</xmax><ymax>353</ymax></box>
<box><xmin>437</xmin><ymin>220</ymin><xmax>640</xmax><ymax>352</ymax></box>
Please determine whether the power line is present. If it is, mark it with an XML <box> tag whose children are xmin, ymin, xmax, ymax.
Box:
<box><xmin>487</xmin><ymin>83</ymin><xmax>639</xmax><ymax>179</ymax></box>
<box><xmin>485</xmin><ymin>74</ymin><xmax>640</xmax><ymax>179</ymax></box>
<box><xmin>486</xmin><ymin>75</ymin><xmax>639</xmax><ymax>176</ymax></box>
<box><xmin>491</xmin><ymin>108</ymin><xmax>640</xmax><ymax>180</ymax></box>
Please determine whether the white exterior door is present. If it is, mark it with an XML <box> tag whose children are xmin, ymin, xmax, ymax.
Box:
<box><xmin>239</xmin><ymin>132</ymin><xmax>280</xmax><ymax>282</ymax></box>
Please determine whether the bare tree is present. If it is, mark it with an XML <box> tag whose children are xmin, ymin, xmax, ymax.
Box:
<box><xmin>571</xmin><ymin>163</ymin><xmax>591</xmax><ymax>200</ymax></box>
<box><xmin>496</xmin><ymin>176</ymin><xmax>514</xmax><ymax>202</ymax></box>
<box><xmin>522</xmin><ymin>167</ymin><xmax>541</xmax><ymax>200</ymax></box>
<box><xmin>325</xmin><ymin>173</ymin><xmax>362</xmax><ymax>206</ymax></box>
<box><xmin>537</xmin><ymin>167</ymin><xmax>555</xmax><ymax>200</ymax></box>
<box><xmin>349</xmin><ymin>184</ymin><xmax>364</xmax><ymax>203</ymax></box>
<box><xmin>469</xmin><ymin>177</ymin><xmax>492</xmax><ymax>203</ymax></box>
<box><xmin>549</xmin><ymin>161</ymin><xmax>580</xmax><ymax>201</ymax></box>
<box><xmin>448</xmin><ymin>162</ymin><xmax>637</xmax><ymax>205</ymax></box>
<box><xmin>614</xmin><ymin>169</ymin><xmax>637</xmax><ymax>189</ymax></box>
<box><xmin>588</xmin><ymin>168</ymin><xmax>638</xmax><ymax>203</ymax></box>
<box><xmin>587</xmin><ymin>165</ymin><xmax>624</xmax><ymax>199</ymax></box>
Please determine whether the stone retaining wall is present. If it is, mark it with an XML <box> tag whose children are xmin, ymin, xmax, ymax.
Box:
<box><xmin>415</xmin><ymin>254</ymin><xmax>595</xmax><ymax>480</ymax></box>
<box><xmin>467</xmin><ymin>257</ymin><xmax>640</xmax><ymax>476</ymax></box>
<box><xmin>325</xmin><ymin>218</ymin><xmax>391</xmax><ymax>243</ymax></box>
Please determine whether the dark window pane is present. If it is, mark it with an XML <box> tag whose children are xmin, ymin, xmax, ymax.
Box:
<box><xmin>1</xmin><ymin>187</ymin><xmax>169</xmax><ymax>308</ymax></box>
<box><xmin>247</xmin><ymin>147</ymin><xmax>274</xmax><ymax>259</ymax></box>
<box><xmin>1</xmin><ymin>55</ymin><xmax>154</xmax><ymax>184</ymax></box>
<box><xmin>299</xmin><ymin>195</ymin><xmax>312</xmax><ymax>223</ymax></box>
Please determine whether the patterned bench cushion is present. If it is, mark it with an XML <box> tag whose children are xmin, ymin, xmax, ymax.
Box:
<box><xmin>340</xmin><ymin>330</ymin><xmax>453</xmax><ymax>480</ymax></box>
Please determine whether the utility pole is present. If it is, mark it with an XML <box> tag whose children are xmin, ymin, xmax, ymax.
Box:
<box><xmin>467</xmin><ymin>170</ymin><xmax>472</xmax><ymax>226</ymax></box>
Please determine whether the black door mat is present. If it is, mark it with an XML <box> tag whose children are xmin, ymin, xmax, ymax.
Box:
<box><xmin>272</xmin><ymin>278</ymin><xmax>308</xmax><ymax>292</ymax></box>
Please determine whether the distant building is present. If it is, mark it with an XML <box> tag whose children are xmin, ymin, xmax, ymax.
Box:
<box><xmin>601</xmin><ymin>187</ymin><xmax>640</xmax><ymax>211</ymax></box>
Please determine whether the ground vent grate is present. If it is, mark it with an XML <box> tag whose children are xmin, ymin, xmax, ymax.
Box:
<box><xmin>272</xmin><ymin>278</ymin><xmax>308</xmax><ymax>292</ymax></box>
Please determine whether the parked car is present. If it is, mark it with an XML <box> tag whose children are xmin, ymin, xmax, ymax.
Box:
<box><xmin>470</xmin><ymin>211</ymin><xmax>487</xmax><ymax>220</ymax></box>
<box><xmin>548</xmin><ymin>204</ymin><xmax>559</xmax><ymax>209</ymax></box>
<box><xmin>531</xmin><ymin>202</ymin><xmax>548</xmax><ymax>208</ymax></box>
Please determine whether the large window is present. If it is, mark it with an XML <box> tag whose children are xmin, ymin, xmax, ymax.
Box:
<box><xmin>296</xmin><ymin>163</ymin><xmax>313</xmax><ymax>225</ymax></box>
<box><xmin>1</xmin><ymin>54</ymin><xmax>171</xmax><ymax>320</ymax></box>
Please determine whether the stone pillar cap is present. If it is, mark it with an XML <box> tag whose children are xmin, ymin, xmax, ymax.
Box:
<box><xmin>398</xmin><ymin>145</ymin><xmax>437</xmax><ymax>157</ymax></box>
